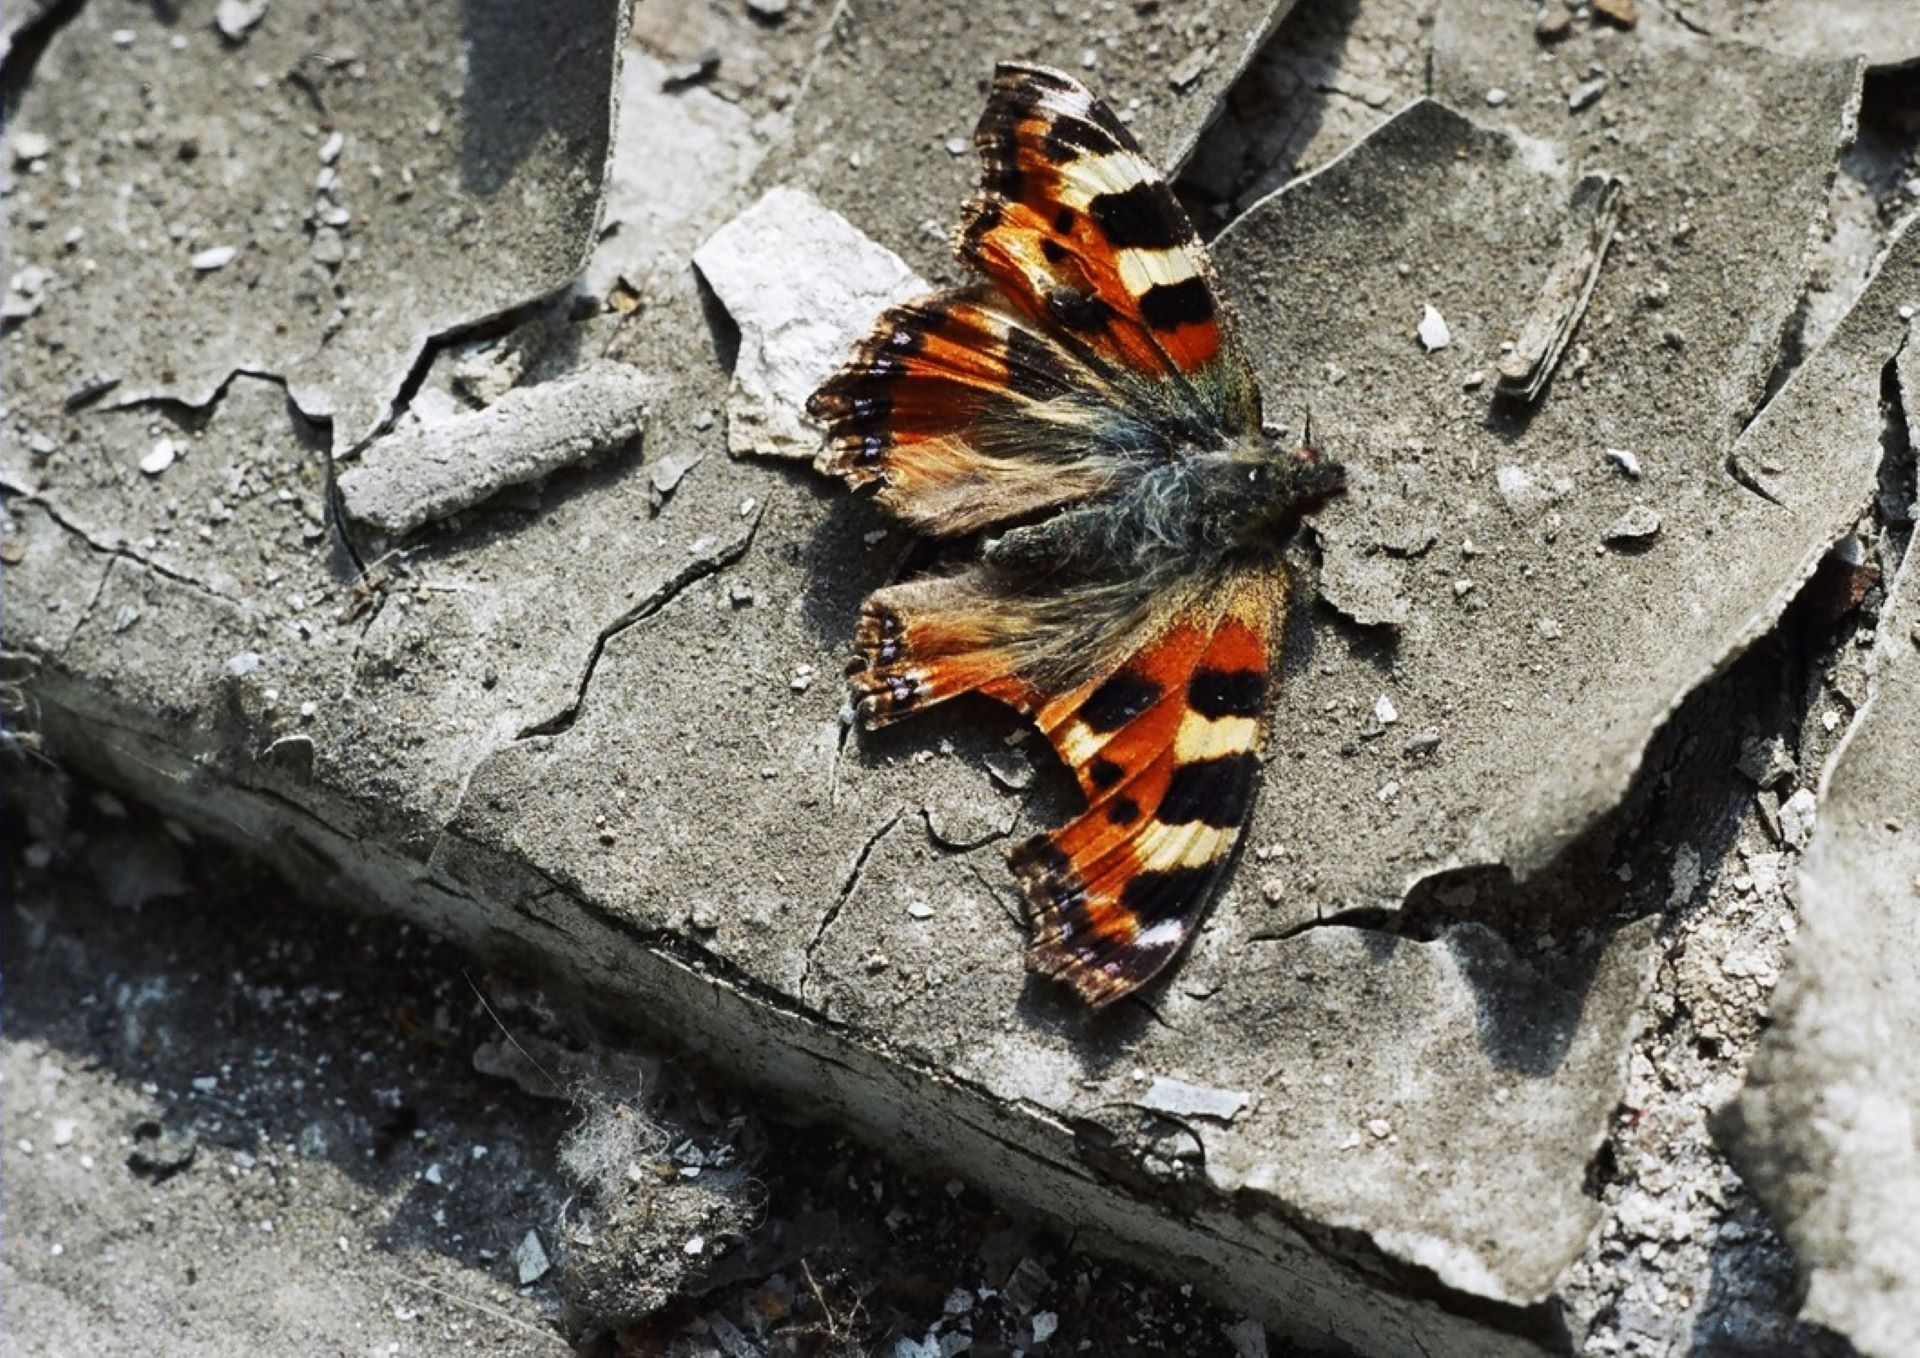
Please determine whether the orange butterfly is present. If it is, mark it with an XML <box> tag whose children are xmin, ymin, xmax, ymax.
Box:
<box><xmin>809</xmin><ymin>63</ymin><xmax>1343</xmax><ymax>1008</ymax></box>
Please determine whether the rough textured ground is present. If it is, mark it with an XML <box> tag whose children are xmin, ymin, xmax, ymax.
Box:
<box><xmin>5</xmin><ymin>0</ymin><xmax>1919</xmax><ymax>1355</ymax></box>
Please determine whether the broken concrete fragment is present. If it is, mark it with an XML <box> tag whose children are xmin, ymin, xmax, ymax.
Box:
<box><xmin>1777</xmin><ymin>788</ymin><xmax>1819</xmax><ymax>849</ymax></box>
<box><xmin>1497</xmin><ymin>175</ymin><xmax>1623</xmax><ymax>403</ymax></box>
<box><xmin>1735</xmin><ymin>734</ymin><xmax>1796</xmax><ymax>790</ymax></box>
<box><xmin>1135</xmin><ymin>1077</ymin><xmax>1251</xmax><ymax>1124</ymax></box>
<box><xmin>693</xmin><ymin>187</ymin><xmax>927</xmax><ymax>460</ymax></box>
<box><xmin>1720</xmin><ymin>519</ymin><xmax>1920</xmax><ymax>1358</ymax></box>
<box><xmin>336</xmin><ymin>364</ymin><xmax>651</xmax><ymax>537</ymax></box>
<box><xmin>1602</xmin><ymin>505</ymin><xmax>1662</xmax><ymax>545</ymax></box>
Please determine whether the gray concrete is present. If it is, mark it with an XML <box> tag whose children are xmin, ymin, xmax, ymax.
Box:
<box><xmin>7</xmin><ymin>2</ymin><xmax>1920</xmax><ymax>1354</ymax></box>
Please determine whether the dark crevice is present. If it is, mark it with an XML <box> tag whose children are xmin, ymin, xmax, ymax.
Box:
<box><xmin>20</xmin><ymin>493</ymin><xmax>231</xmax><ymax>604</ymax></box>
<box><xmin>799</xmin><ymin>809</ymin><xmax>905</xmax><ymax>1000</ymax></box>
<box><xmin>0</xmin><ymin>0</ymin><xmax>87</xmax><ymax>114</ymax></box>
<box><xmin>514</xmin><ymin>509</ymin><xmax>763</xmax><ymax>740</ymax></box>
<box><xmin>1879</xmin><ymin>346</ymin><xmax>1916</xmax><ymax>565</ymax></box>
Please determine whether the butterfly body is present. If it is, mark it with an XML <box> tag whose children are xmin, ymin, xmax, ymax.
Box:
<box><xmin>810</xmin><ymin>62</ymin><xmax>1343</xmax><ymax>1007</ymax></box>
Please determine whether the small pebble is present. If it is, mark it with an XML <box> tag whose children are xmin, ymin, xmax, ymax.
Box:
<box><xmin>1605</xmin><ymin>447</ymin><xmax>1643</xmax><ymax>479</ymax></box>
<box><xmin>191</xmin><ymin>245</ymin><xmax>237</xmax><ymax>272</ymax></box>
<box><xmin>12</xmin><ymin>131</ymin><xmax>51</xmax><ymax>163</ymax></box>
<box><xmin>1485</xmin><ymin>88</ymin><xmax>1509</xmax><ymax>107</ymax></box>
<box><xmin>1417</xmin><ymin>304</ymin><xmax>1452</xmax><ymax>352</ymax></box>
<box><xmin>140</xmin><ymin>439</ymin><xmax>178</xmax><ymax>475</ymax></box>
<box><xmin>1568</xmin><ymin>78</ymin><xmax>1608</xmax><ymax>113</ymax></box>
<box><xmin>320</xmin><ymin>131</ymin><xmax>344</xmax><ymax>165</ymax></box>
<box><xmin>1603</xmin><ymin>505</ymin><xmax>1662</xmax><ymax>544</ymax></box>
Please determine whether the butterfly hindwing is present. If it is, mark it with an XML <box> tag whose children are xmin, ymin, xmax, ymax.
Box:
<box><xmin>964</xmin><ymin>61</ymin><xmax>1263</xmax><ymax>435</ymax></box>
<box><xmin>1013</xmin><ymin>572</ymin><xmax>1280</xmax><ymax>1007</ymax></box>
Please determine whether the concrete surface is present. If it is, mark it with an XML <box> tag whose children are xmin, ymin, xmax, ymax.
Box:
<box><xmin>6</xmin><ymin>1</ymin><xmax>1920</xmax><ymax>1354</ymax></box>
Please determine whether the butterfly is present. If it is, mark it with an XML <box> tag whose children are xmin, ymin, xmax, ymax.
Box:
<box><xmin>807</xmin><ymin>62</ymin><xmax>1344</xmax><ymax>1008</ymax></box>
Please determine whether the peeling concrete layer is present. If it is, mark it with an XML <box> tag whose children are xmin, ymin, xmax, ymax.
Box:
<box><xmin>761</xmin><ymin>0</ymin><xmax>1301</xmax><ymax>275</ymax></box>
<box><xmin>1</xmin><ymin>0</ymin><xmax>623</xmax><ymax>445</ymax></box>
<box><xmin>337</xmin><ymin>363</ymin><xmax>651</xmax><ymax>537</ymax></box>
<box><xmin>1718</xmin><ymin>333</ymin><xmax>1920</xmax><ymax>1358</ymax></box>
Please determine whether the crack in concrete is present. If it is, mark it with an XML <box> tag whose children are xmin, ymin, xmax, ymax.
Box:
<box><xmin>799</xmin><ymin>808</ymin><xmax>905</xmax><ymax>1004</ymax></box>
<box><xmin>11</xmin><ymin>490</ymin><xmax>235</xmax><ymax>608</ymax></box>
<box><xmin>515</xmin><ymin>506</ymin><xmax>764</xmax><ymax>740</ymax></box>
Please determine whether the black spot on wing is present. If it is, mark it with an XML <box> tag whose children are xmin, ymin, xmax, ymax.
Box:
<box><xmin>1045</xmin><ymin>287</ymin><xmax>1113</xmax><ymax>334</ymax></box>
<box><xmin>1041</xmin><ymin>237</ymin><xmax>1068</xmax><ymax>266</ymax></box>
<box><xmin>1157</xmin><ymin>752</ymin><xmax>1256</xmax><ymax>828</ymax></box>
<box><xmin>1052</xmin><ymin>208</ymin><xmax>1075</xmax><ymax>234</ymax></box>
<box><xmin>1188</xmin><ymin>667</ymin><xmax>1266</xmax><ymax>719</ymax></box>
<box><xmin>1088</xmin><ymin>757</ymin><xmax>1126</xmax><ymax>790</ymax></box>
<box><xmin>1088</xmin><ymin>180</ymin><xmax>1193</xmax><ymax>252</ymax></box>
<box><xmin>1118</xmin><ymin>863</ymin><xmax>1220</xmax><ymax>928</ymax></box>
<box><xmin>1079</xmin><ymin>671</ymin><xmax>1162</xmax><ymax>733</ymax></box>
<box><xmin>1107</xmin><ymin>796</ymin><xmax>1141</xmax><ymax>826</ymax></box>
<box><xmin>1138</xmin><ymin>276</ymin><xmax>1215</xmax><ymax>332</ymax></box>
<box><xmin>1041</xmin><ymin>117</ymin><xmax>1122</xmax><ymax>162</ymax></box>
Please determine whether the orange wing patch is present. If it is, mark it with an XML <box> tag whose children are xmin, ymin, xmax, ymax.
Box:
<box><xmin>807</xmin><ymin>286</ymin><xmax>1131</xmax><ymax>537</ymax></box>
<box><xmin>964</xmin><ymin>62</ymin><xmax>1261</xmax><ymax>431</ymax></box>
<box><xmin>1013</xmin><ymin>574</ymin><xmax>1280</xmax><ymax>1007</ymax></box>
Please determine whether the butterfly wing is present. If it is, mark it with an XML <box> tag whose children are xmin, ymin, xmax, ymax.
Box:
<box><xmin>963</xmin><ymin>62</ymin><xmax>1263</xmax><ymax>440</ymax></box>
<box><xmin>808</xmin><ymin>286</ymin><xmax>1145</xmax><ymax>537</ymax></box>
<box><xmin>847</xmin><ymin>554</ymin><xmax>1281</xmax><ymax>1008</ymax></box>
<box><xmin>810</xmin><ymin>64</ymin><xmax>1264</xmax><ymax>540</ymax></box>
<box><xmin>1013</xmin><ymin>571</ymin><xmax>1280</xmax><ymax>1008</ymax></box>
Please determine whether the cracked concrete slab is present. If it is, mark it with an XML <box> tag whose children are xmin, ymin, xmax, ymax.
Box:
<box><xmin>8</xmin><ymin>1</ymin><xmax>1917</xmax><ymax>1353</ymax></box>
<box><xmin>1181</xmin><ymin>14</ymin><xmax>1864</xmax><ymax>936</ymax></box>
<box><xmin>1181</xmin><ymin>0</ymin><xmax>1436</xmax><ymax>220</ymax></box>
<box><xmin>1</xmin><ymin>0</ymin><xmax>623</xmax><ymax>446</ymax></box>
<box><xmin>761</xmin><ymin>0</ymin><xmax>1301</xmax><ymax>274</ymax></box>
<box><xmin>1717</xmin><ymin>331</ymin><xmax>1920</xmax><ymax>1358</ymax></box>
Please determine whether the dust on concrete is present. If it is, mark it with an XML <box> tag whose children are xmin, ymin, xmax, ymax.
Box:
<box><xmin>6</xmin><ymin>0</ymin><xmax>1920</xmax><ymax>1354</ymax></box>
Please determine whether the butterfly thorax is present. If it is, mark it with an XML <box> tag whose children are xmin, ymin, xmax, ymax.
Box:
<box><xmin>985</xmin><ymin>441</ymin><xmax>1343</xmax><ymax>582</ymax></box>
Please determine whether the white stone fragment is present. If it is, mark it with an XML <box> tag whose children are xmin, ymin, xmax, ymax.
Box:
<box><xmin>215</xmin><ymin>0</ymin><xmax>269</xmax><ymax>41</ymax></box>
<box><xmin>1605</xmin><ymin>447</ymin><xmax>1643</xmax><ymax>478</ymax></box>
<box><xmin>694</xmin><ymin>186</ymin><xmax>928</xmax><ymax>460</ymax></box>
<box><xmin>1136</xmin><ymin>1076</ymin><xmax>1251</xmax><ymax>1123</ymax></box>
<box><xmin>513</xmin><ymin>1228</ymin><xmax>550</xmax><ymax>1284</ymax></box>
<box><xmin>139</xmin><ymin>439</ymin><xmax>177</xmax><ymax>475</ymax></box>
<box><xmin>1780</xmin><ymin>788</ymin><xmax>1819</xmax><ymax>848</ymax></box>
<box><xmin>190</xmin><ymin>245</ymin><xmax>237</xmax><ymax>272</ymax></box>
<box><xmin>1417</xmin><ymin>304</ymin><xmax>1453</xmax><ymax>352</ymax></box>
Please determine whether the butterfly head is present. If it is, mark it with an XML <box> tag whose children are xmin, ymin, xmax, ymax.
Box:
<box><xmin>1215</xmin><ymin>437</ymin><xmax>1345</xmax><ymax>552</ymax></box>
